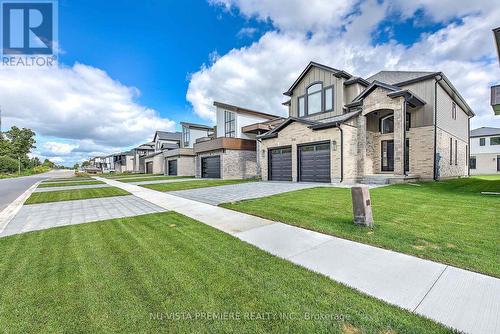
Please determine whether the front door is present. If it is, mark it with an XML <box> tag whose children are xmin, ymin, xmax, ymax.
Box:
<box><xmin>381</xmin><ymin>140</ymin><xmax>394</xmax><ymax>172</ymax></box>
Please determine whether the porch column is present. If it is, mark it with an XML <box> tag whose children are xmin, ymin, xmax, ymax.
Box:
<box><xmin>393</xmin><ymin>100</ymin><xmax>405</xmax><ymax>175</ymax></box>
<box><xmin>357</xmin><ymin>115</ymin><xmax>367</xmax><ymax>177</ymax></box>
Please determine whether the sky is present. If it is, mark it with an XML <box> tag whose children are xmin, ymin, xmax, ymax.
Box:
<box><xmin>1</xmin><ymin>0</ymin><xmax>499</xmax><ymax>166</ymax></box>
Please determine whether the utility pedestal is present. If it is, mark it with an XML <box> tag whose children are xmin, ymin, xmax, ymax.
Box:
<box><xmin>351</xmin><ymin>186</ymin><xmax>373</xmax><ymax>227</ymax></box>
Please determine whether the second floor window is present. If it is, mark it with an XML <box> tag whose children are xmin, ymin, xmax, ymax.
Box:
<box><xmin>491</xmin><ymin>137</ymin><xmax>500</xmax><ymax>145</ymax></box>
<box><xmin>307</xmin><ymin>83</ymin><xmax>322</xmax><ymax>115</ymax></box>
<box><xmin>452</xmin><ymin>102</ymin><xmax>457</xmax><ymax>120</ymax></box>
<box><xmin>479</xmin><ymin>138</ymin><xmax>485</xmax><ymax>146</ymax></box>
<box><xmin>224</xmin><ymin>111</ymin><xmax>235</xmax><ymax>138</ymax></box>
<box><xmin>380</xmin><ymin>115</ymin><xmax>394</xmax><ymax>134</ymax></box>
<box><xmin>183</xmin><ymin>126</ymin><xmax>190</xmax><ymax>147</ymax></box>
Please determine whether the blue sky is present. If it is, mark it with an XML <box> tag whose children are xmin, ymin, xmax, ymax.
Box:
<box><xmin>1</xmin><ymin>0</ymin><xmax>498</xmax><ymax>166</ymax></box>
<box><xmin>58</xmin><ymin>0</ymin><xmax>271</xmax><ymax>128</ymax></box>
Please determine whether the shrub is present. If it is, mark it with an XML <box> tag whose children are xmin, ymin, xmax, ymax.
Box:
<box><xmin>0</xmin><ymin>156</ymin><xmax>18</xmax><ymax>173</ymax></box>
<box><xmin>32</xmin><ymin>166</ymin><xmax>50</xmax><ymax>174</ymax></box>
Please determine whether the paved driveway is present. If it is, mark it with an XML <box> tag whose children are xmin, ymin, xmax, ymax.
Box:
<box><xmin>1</xmin><ymin>195</ymin><xmax>166</xmax><ymax>237</ymax></box>
<box><xmin>169</xmin><ymin>181</ymin><xmax>328</xmax><ymax>205</ymax></box>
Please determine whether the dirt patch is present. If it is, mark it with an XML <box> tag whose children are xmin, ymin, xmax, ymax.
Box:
<box><xmin>341</xmin><ymin>322</ymin><xmax>362</xmax><ymax>334</ymax></box>
<box><xmin>411</xmin><ymin>240</ymin><xmax>441</xmax><ymax>251</ymax></box>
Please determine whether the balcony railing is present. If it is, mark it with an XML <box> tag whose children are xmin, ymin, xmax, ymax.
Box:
<box><xmin>492</xmin><ymin>85</ymin><xmax>500</xmax><ymax>115</ymax></box>
<box><xmin>193</xmin><ymin>137</ymin><xmax>256</xmax><ymax>153</ymax></box>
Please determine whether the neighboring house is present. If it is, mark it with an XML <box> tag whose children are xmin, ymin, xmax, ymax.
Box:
<box><xmin>113</xmin><ymin>151</ymin><xmax>134</xmax><ymax>173</ymax></box>
<box><xmin>144</xmin><ymin>131</ymin><xmax>182</xmax><ymax>174</ymax></box>
<box><xmin>193</xmin><ymin>101</ymin><xmax>282</xmax><ymax>179</ymax></box>
<box><xmin>87</xmin><ymin>156</ymin><xmax>108</xmax><ymax>173</ymax></box>
<box><xmin>131</xmin><ymin>142</ymin><xmax>154</xmax><ymax>173</ymax></box>
<box><xmin>492</xmin><ymin>27</ymin><xmax>500</xmax><ymax>115</ymax></box>
<box><xmin>470</xmin><ymin>127</ymin><xmax>500</xmax><ymax>175</ymax></box>
<box><xmin>164</xmin><ymin>122</ymin><xmax>214</xmax><ymax>176</ymax></box>
<box><xmin>258</xmin><ymin>62</ymin><xmax>474</xmax><ymax>183</ymax></box>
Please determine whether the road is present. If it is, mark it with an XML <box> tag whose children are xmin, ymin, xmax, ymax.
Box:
<box><xmin>0</xmin><ymin>170</ymin><xmax>74</xmax><ymax>212</ymax></box>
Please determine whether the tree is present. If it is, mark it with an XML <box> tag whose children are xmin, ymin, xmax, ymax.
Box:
<box><xmin>42</xmin><ymin>159</ymin><xmax>55</xmax><ymax>168</ymax></box>
<box><xmin>73</xmin><ymin>163</ymin><xmax>80</xmax><ymax>170</ymax></box>
<box><xmin>4</xmin><ymin>126</ymin><xmax>36</xmax><ymax>158</ymax></box>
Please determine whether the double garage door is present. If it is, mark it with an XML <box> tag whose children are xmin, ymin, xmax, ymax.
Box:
<box><xmin>201</xmin><ymin>156</ymin><xmax>220</xmax><ymax>178</ymax></box>
<box><xmin>269</xmin><ymin>142</ymin><xmax>330</xmax><ymax>183</ymax></box>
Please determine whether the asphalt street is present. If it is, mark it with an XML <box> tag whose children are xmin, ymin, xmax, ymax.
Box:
<box><xmin>0</xmin><ymin>170</ymin><xmax>74</xmax><ymax>212</ymax></box>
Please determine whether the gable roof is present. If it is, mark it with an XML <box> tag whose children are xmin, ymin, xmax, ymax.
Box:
<box><xmin>470</xmin><ymin>127</ymin><xmax>500</xmax><ymax>137</ymax></box>
<box><xmin>366</xmin><ymin>71</ymin><xmax>436</xmax><ymax>85</ymax></box>
<box><xmin>352</xmin><ymin>80</ymin><xmax>402</xmax><ymax>102</ymax></box>
<box><xmin>344</xmin><ymin>76</ymin><xmax>369</xmax><ymax>87</ymax></box>
<box><xmin>153</xmin><ymin>131</ymin><xmax>182</xmax><ymax>142</ymax></box>
<box><xmin>213</xmin><ymin>101</ymin><xmax>280</xmax><ymax>120</ymax></box>
<box><xmin>284</xmin><ymin>61</ymin><xmax>352</xmax><ymax>96</ymax></box>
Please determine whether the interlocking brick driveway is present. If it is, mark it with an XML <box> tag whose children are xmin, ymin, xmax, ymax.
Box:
<box><xmin>1</xmin><ymin>195</ymin><xmax>166</xmax><ymax>237</ymax></box>
<box><xmin>169</xmin><ymin>181</ymin><xmax>329</xmax><ymax>205</ymax></box>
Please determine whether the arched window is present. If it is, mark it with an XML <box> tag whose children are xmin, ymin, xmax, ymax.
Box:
<box><xmin>307</xmin><ymin>83</ymin><xmax>322</xmax><ymax>115</ymax></box>
<box><xmin>380</xmin><ymin>115</ymin><xmax>394</xmax><ymax>134</ymax></box>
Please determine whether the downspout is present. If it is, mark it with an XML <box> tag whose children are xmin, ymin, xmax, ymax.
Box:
<box><xmin>433</xmin><ymin>74</ymin><xmax>443</xmax><ymax>181</ymax></box>
<box><xmin>467</xmin><ymin>117</ymin><xmax>470</xmax><ymax>177</ymax></box>
<box><xmin>403</xmin><ymin>99</ymin><xmax>407</xmax><ymax>176</ymax></box>
<box><xmin>336</xmin><ymin>123</ymin><xmax>344</xmax><ymax>183</ymax></box>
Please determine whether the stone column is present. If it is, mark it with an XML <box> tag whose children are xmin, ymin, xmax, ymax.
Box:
<box><xmin>393</xmin><ymin>100</ymin><xmax>405</xmax><ymax>175</ymax></box>
<box><xmin>357</xmin><ymin>115</ymin><xmax>367</xmax><ymax>177</ymax></box>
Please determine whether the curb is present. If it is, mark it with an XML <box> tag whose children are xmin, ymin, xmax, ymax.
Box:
<box><xmin>0</xmin><ymin>181</ymin><xmax>40</xmax><ymax>235</ymax></box>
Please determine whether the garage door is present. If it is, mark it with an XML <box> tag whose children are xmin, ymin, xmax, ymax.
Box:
<box><xmin>168</xmin><ymin>160</ymin><xmax>177</xmax><ymax>176</ymax></box>
<box><xmin>201</xmin><ymin>156</ymin><xmax>220</xmax><ymax>178</ymax></box>
<box><xmin>146</xmin><ymin>162</ymin><xmax>153</xmax><ymax>174</ymax></box>
<box><xmin>269</xmin><ymin>147</ymin><xmax>292</xmax><ymax>181</ymax></box>
<box><xmin>299</xmin><ymin>142</ymin><xmax>331</xmax><ymax>183</ymax></box>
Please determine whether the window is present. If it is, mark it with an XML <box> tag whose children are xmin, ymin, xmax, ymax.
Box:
<box><xmin>490</xmin><ymin>137</ymin><xmax>500</xmax><ymax>145</ymax></box>
<box><xmin>380</xmin><ymin>115</ymin><xmax>394</xmax><ymax>134</ymax></box>
<box><xmin>449</xmin><ymin>138</ymin><xmax>453</xmax><ymax>165</ymax></box>
<box><xmin>405</xmin><ymin>138</ymin><xmax>409</xmax><ymax>172</ymax></box>
<box><xmin>455</xmin><ymin>139</ymin><xmax>458</xmax><ymax>165</ymax></box>
<box><xmin>298</xmin><ymin>96</ymin><xmax>305</xmax><ymax>117</ymax></box>
<box><xmin>324</xmin><ymin>86</ymin><xmax>333</xmax><ymax>112</ymax></box>
<box><xmin>307</xmin><ymin>83</ymin><xmax>322</xmax><ymax>115</ymax></box>
<box><xmin>182</xmin><ymin>126</ymin><xmax>190</xmax><ymax>147</ymax></box>
<box><xmin>405</xmin><ymin>112</ymin><xmax>411</xmax><ymax>131</ymax></box>
<box><xmin>452</xmin><ymin>102</ymin><xmax>457</xmax><ymax>120</ymax></box>
<box><xmin>479</xmin><ymin>138</ymin><xmax>485</xmax><ymax>146</ymax></box>
<box><xmin>470</xmin><ymin>156</ymin><xmax>476</xmax><ymax>169</ymax></box>
<box><xmin>224</xmin><ymin>111</ymin><xmax>236</xmax><ymax>138</ymax></box>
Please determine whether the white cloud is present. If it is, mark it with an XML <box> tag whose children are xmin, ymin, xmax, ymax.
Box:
<box><xmin>187</xmin><ymin>0</ymin><xmax>500</xmax><ymax>129</ymax></box>
<box><xmin>0</xmin><ymin>63</ymin><xmax>175</xmax><ymax>164</ymax></box>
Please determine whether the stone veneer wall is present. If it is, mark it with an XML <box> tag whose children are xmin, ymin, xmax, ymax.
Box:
<box><xmin>436</xmin><ymin>127</ymin><xmax>468</xmax><ymax>179</ymax></box>
<box><xmin>195</xmin><ymin>149</ymin><xmax>257</xmax><ymax>179</ymax></box>
<box><xmin>407</xmin><ymin>126</ymin><xmax>434</xmax><ymax>179</ymax></box>
<box><xmin>165</xmin><ymin>156</ymin><xmax>195</xmax><ymax>176</ymax></box>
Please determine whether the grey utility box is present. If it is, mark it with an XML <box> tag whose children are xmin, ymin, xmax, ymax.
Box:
<box><xmin>351</xmin><ymin>186</ymin><xmax>373</xmax><ymax>227</ymax></box>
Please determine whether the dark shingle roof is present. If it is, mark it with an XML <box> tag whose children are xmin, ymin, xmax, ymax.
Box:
<box><xmin>155</xmin><ymin>131</ymin><xmax>182</xmax><ymax>141</ymax></box>
<box><xmin>366</xmin><ymin>71</ymin><xmax>436</xmax><ymax>85</ymax></box>
<box><xmin>470</xmin><ymin>127</ymin><xmax>500</xmax><ymax>137</ymax></box>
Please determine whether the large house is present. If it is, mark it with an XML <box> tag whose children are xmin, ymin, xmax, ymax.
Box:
<box><xmin>164</xmin><ymin>122</ymin><xmax>213</xmax><ymax>176</ymax></box>
<box><xmin>258</xmin><ymin>62</ymin><xmax>474</xmax><ymax>183</ymax></box>
<box><xmin>193</xmin><ymin>101</ymin><xmax>282</xmax><ymax>179</ymax></box>
<box><xmin>131</xmin><ymin>142</ymin><xmax>155</xmax><ymax>173</ymax></box>
<box><xmin>144</xmin><ymin>131</ymin><xmax>182</xmax><ymax>174</ymax></box>
<box><xmin>470</xmin><ymin>127</ymin><xmax>500</xmax><ymax>175</ymax></box>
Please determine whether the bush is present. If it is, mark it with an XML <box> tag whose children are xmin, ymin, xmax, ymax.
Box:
<box><xmin>0</xmin><ymin>156</ymin><xmax>18</xmax><ymax>173</ymax></box>
<box><xmin>32</xmin><ymin>166</ymin><xmax>50</xmax><ymax>174</ymax></box>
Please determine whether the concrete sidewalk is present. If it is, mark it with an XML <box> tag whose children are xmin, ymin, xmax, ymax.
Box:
<box><xmin>97</xmin><ymin>177</ymin><xmax>500</xmax><ymax>334</ymax></box>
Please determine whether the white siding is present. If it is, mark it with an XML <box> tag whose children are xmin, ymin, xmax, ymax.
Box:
<box><xmin>436</xmin><ymin>84</ymin><xmax>469</xmax><ymax>142</ymax></box>
<box><xmin>215</xmin><ymin>106</ymin><xmax>271</xmax><ymax>139</ymax></box>
<box><xmin>470</xmin><ymin>136</ymin><xmax>500</xmax><ymax>155</ymax></box>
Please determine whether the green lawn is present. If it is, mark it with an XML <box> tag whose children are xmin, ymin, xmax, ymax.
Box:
<box><xmin>38</xmin><ymin>180</ymin><xmax>104</xmax><ymax>188</ymax></box>
<box><xmin>43</xmin><ymin>177</ymin><xmax>94</xmax><ymax>182</ymax></box>
<box><xmin>25</xmin><ymin>187</ymin><xmax>130</xmax><ymax>204</ymax></box>
<box><xmin>0</xmin><ymin>212</ymin><xmax>451</xmax><ymax>333</ymax></box>
<box><xmin>223</xmin><ymin>177</ymin><xmax>500</xmax><ymax>277</ymax></box>
<box><xmin>118</xmin><ymin>176</ymin><xmax>194</xmax><ymax>183</ymax></box>
<box><xmin>102</xmin><ymin>173</ymin><xmax>161</xmax><ymax>179</ymax></box>
<box><xmin>141</xmin><ymin>179</ymin><xmax>256</xmax><ymax>192</ymax></box>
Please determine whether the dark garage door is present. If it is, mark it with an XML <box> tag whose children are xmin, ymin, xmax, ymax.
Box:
<box><xmin>269</xmin><ymin>147</ymin><xmax>292</xmax><ymax>181</ymax></box>
<box><xmin>168</xmin><ymin>160</ymin><xmax>177</xmax><ymax>176</ymax></box>
<box><xmin>201</xmin><ymin>156</ymin><xmax>220</xmax><ymax>178</ymax></box>
<box><xmin>146</xmin><ymin>162</ymin><xmax>153</xmax><ymax>174</ymax></box>
<box><xmin>299</xmin><ymin>142</ymin><xmax>331</xmax><ymax>183</ymax></box>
